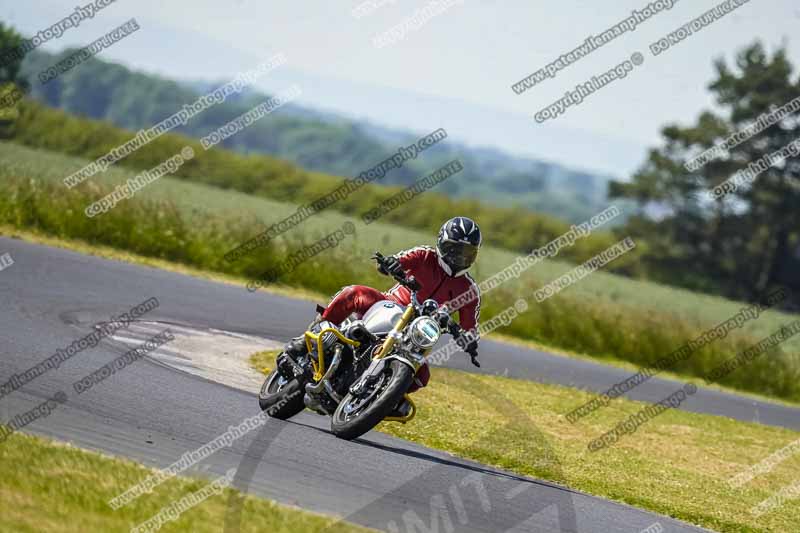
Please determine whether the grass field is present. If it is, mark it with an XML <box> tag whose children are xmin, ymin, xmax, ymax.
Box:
<box><xmin>251</xmin><ymin>350</ymin><xmax>800</xmax><ymax>533</ymax></box>
<box><xmin>0</xmin><ymin>432</ymin><xmax>373</xmax><ymax>533</ymax></box>
<box><xmin>2</xmin><ymin>140</ymin><xmax>799</xmax><ymax>403</ymax></box>
<box><xmin>2</xmin><ymin>140</ymin><xmax>796</xmax><ymax>341</ymax></box>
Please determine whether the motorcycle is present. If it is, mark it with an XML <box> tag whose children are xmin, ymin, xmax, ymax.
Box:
<box><xmin>258</xmin><ymin>251</ymin><xmax>475</xmax><ymax>440</ymax></box>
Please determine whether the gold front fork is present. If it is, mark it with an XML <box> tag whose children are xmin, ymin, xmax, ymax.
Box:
<box><xmin>375</xmin><ymin>304</ymin><xmax>420</xmax><ymax>424</ymax></box>
<box><xmin>374</xmin><ymin>305</ymin><xmax>416</xmax><ymax>360</ymax></box>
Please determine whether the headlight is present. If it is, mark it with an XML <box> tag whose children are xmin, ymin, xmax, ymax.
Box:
<box><xmin>407</xmin><ymin>316</ymin><xmax>440</xmax><ymax>350</ymax></box>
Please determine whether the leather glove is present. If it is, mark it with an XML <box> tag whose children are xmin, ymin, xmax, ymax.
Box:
<box><xmin>378</xmin><ymin>255</ymin><xmax>404</xmax><ymax>277</ymax></box>
<box><xmin>466</xmin><ymin>343</ymin><xmax>480</xmax><ymax>367</ymax></box>
<box><xmin>456</xmin><ymin>335</ymin><xmax>480</xmax><ymax>367</ymax></box>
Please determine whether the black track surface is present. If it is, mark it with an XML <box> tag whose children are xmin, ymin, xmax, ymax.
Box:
<box><xmin>3</xmin><ymin>237</ymin><xmax>775</xmax><ymax>531</ymax></box>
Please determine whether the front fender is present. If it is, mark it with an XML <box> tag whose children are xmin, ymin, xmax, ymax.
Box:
<box><xmin>350</xmin><ymin>351</ymin><xmax>424</xmax><ymax>396</ymax></box>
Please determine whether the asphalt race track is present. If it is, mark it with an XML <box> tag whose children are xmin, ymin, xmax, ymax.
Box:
<box><xmin>6</xmin><ymin>237</ymin><xmax>796</xmax><ymax>531</ymax></box>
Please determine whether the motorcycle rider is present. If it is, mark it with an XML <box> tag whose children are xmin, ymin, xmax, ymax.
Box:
<box><xmin>311</xmin><ymin>217</ymin><xmax>483</xmax><ymax>415</ymax></box>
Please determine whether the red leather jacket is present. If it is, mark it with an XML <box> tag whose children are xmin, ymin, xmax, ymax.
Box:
<box><xmin>386</xmin><ymin>246</ymin><xmax>481</xmax><ymax>340</ymax></box>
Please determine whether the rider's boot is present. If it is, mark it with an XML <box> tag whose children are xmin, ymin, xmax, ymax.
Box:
<box><xmin>284</xmin><ymin>313</ymin><xmax>322</xmax><ymax>358</ymax></box>
<box><xmin>283</xmin><ymin>337</ymin><xmax>307</xmax><ymax>360</ymax></box>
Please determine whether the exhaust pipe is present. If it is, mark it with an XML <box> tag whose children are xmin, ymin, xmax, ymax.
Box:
<box><xmin>305</xmin><ymin>344</ymin><xmax>343</xmax><ymax>396</ymax></box>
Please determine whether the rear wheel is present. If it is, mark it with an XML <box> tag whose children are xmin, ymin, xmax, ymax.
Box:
<box><xmin>258</xmin><ymin>369</ymin><xmax>305</xmax><ymax>420</ymax></box>
<box><xmin>331</xmin><ymin>359</ymin><xmax>414</xmax><ymax>440</ymax></box>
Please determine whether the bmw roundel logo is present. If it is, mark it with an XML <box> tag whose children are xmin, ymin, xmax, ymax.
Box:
<box><xmin>384</xmin><ymin>302</ymin><xmax>395</xmax><ymax>308</ymax></box>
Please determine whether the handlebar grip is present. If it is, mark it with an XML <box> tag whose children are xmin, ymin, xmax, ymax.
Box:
<box><xmin>373</xmin><ymin>252</ymin><xmax>389</xmax><ymax>275</ymax></box>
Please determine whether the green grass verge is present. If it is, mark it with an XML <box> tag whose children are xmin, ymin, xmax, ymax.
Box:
<box><xmin>491</xmin><ymin>332</ymin><xmax>800</xmax><ymax>408</ymax></box>
<box><xmin>251</xmin><ymin>350</ymin><xmax>800</xmax><ymax>533</ymax></box>
<box><xmin>0</xmin><ymin>431</ymin><xmax>373</xmax><ymax>533</ymax></box>
<box><xmin>2</xmin><ymin>140</ymin><xmax>800</xmax><ymax>404</ymax></box>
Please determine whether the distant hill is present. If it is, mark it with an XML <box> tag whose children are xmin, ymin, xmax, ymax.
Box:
<box><xmin>20</xmin><ymin>48</ymin><xmax>627</xmax><ymax>224</ymax></box>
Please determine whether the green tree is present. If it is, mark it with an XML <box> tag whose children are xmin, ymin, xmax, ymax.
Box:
<box><xmin>0</xmin><ymin>22</ymin><xmax>28</xmax><ymax>127</ymax></box>
<box><xmin>0</xmin><ymin>21</ymin><xmax>27</xmax><ymax>87</ymax></box>
<box><xmin>611</xmin><ymin>42</ymin><xmax>800</xmax><ymax>308</ymax></box>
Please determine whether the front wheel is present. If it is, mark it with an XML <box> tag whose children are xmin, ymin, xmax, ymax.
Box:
<box><xmin>331</xmin><ymin>359</ymin><xmax>414</xmax><ymax>440</ymax></box>
<box><xmin>258</xmin><ymin>369</ymin><xmax>305</xmax><ymax>420</ymax></box>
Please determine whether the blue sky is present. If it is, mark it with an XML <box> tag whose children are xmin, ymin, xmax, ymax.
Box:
<box><xmin>3</xmin><ymin>0</ymin><xmax>800</xmax><ymax>177</ymax></box>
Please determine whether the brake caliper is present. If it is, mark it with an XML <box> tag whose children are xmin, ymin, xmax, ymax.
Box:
<box><xmin>349</xmin><ymin>359</ymin><xmax>386</xmax><ymax>396</ymax></box>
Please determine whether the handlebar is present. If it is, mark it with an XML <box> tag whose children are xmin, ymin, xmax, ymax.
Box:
<box><xmin>374</xmin><ymin>251</ymin><xmax>478</xmax><ymax>366</ymax></box>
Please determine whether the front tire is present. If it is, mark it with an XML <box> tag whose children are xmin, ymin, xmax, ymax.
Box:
<box><xmin>331</xmin><ymin>359</ymin><xmax>414</xmax><ymax>440</ymax></box>
<box><xmin>258</xmin><ymin>369</ymin><xmax>305</xmax><ymax>420</ymax></box>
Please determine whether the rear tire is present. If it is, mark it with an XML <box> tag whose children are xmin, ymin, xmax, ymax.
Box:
<box><xmin>331</xmin><ymin>359</ymin><xmax>414</xmax><ymax>440</ymax></box>
<box><xmin>258</xmin><ymin>369</ymin><xmax>305</xmax><ymax>420</ymax></box>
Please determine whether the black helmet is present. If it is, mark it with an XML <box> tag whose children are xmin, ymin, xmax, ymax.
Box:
<box><xmin>436</xmin><ymin>217</ymin><xmax>482</xmax><ymax>276</ymax></box>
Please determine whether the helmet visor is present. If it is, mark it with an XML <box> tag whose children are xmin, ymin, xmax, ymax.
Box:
<box><xmin>439</xmin><ymin>240</ymin><xmax>479</xmax><ymax>272</ymax></box>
